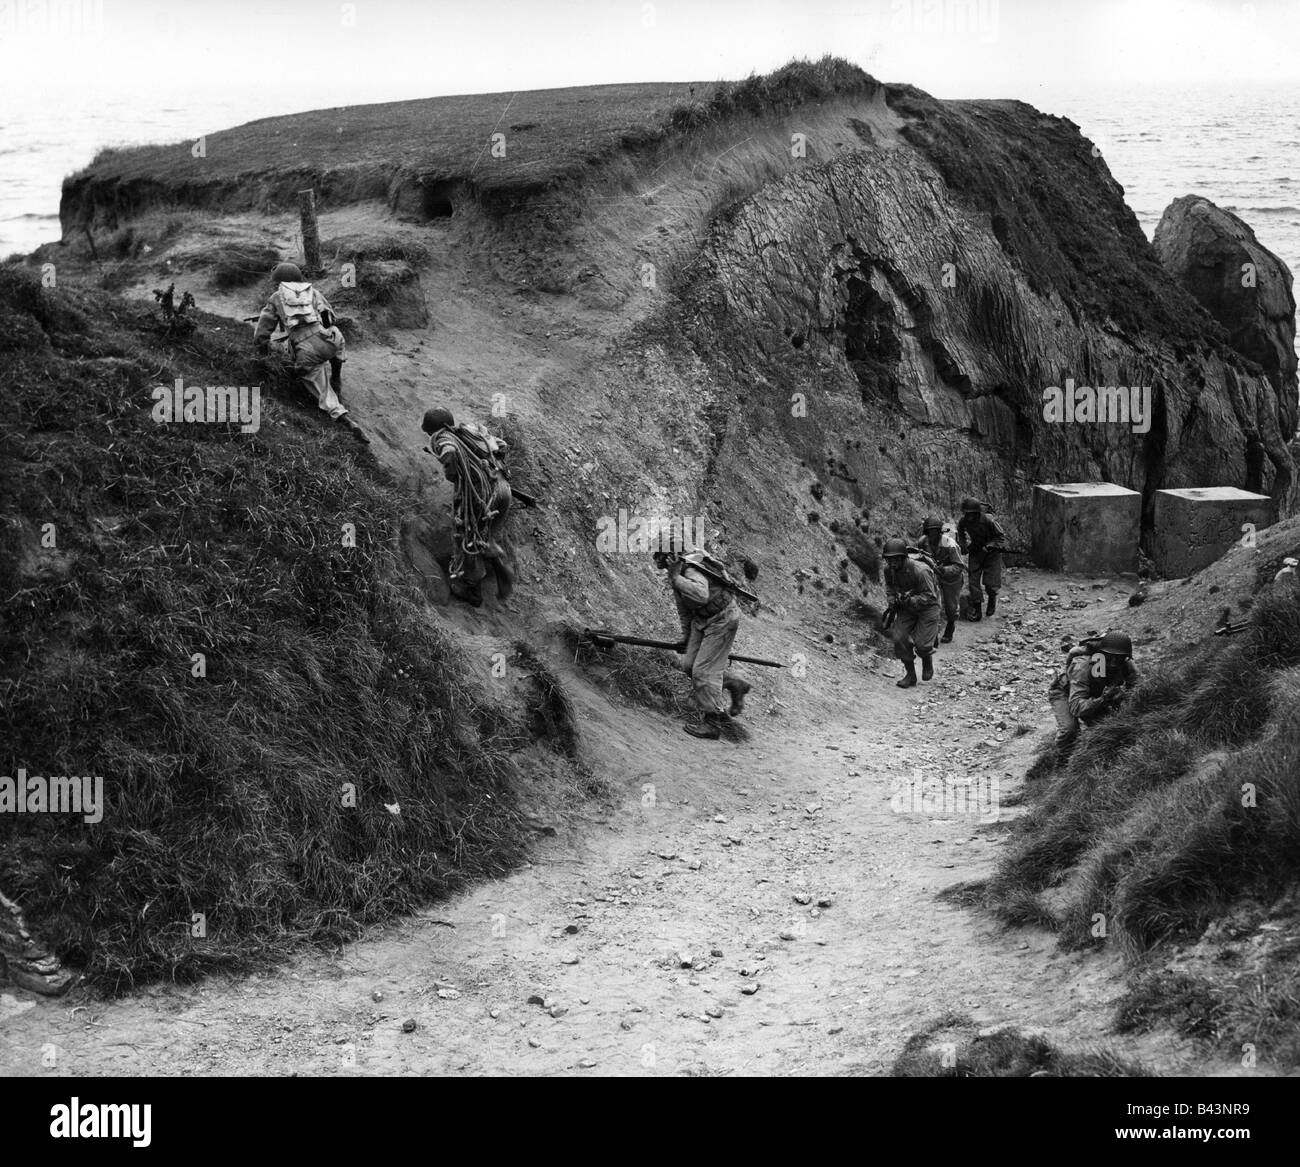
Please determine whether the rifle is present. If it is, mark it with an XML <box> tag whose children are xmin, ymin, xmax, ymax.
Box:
<box><xmin>583</xmin><ymin>628</ymin><xmax>785</xmax><ymax>669</ymax></box>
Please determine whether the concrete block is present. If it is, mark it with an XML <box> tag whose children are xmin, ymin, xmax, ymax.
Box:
<box><xmin>1151</xmin><ymin>487</ymin><xmax>1274</xmax><ymax>577</ymax></box>
<box><xmin>1031</xmin><ymin>482</ymin><xmax>1142</xmax><ymax>574</ymax></box>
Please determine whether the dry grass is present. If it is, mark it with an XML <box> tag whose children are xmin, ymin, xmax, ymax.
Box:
<box><xmin>969</xmin><ymin>576</ymin><xmax>1300</xmax><ymax>1064</ymax></box>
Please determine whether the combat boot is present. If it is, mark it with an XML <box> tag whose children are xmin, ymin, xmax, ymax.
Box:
<box><xmin>896</xmin><ymin>662</ymin><xmax>918</xmax><ymax>689</ymax></box>
<box><xmin>722</xmin><ymin>677</ymin><xmax>751</xmax><ymax>717</ymax></box>
<box><xmin>986</xmin><ymin>593</ymin><xmax>998</xmax><ymax>616</ymax></box>
<box><xmin>683</xmin><ymin>712</ymin><xmax>725</xmax><ymax>740</ymax></box>
<box><xmin>941</xmin><ymin>619</ymin><xmax>956</xmax><ymax>643</ymax></box>
<box><xmin>920</xmin><ymin>653</ymin><xmax>934</xmax><ymax>681</ymax></box>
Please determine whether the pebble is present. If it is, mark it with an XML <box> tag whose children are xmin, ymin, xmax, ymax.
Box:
<box><xmin>705</xmin><ymin>1004</ymin><xmax>724</xmax><ymax>1019</ymax></box>
<box><xmin>740</xmin><ymin>983</ymin><xmax>760</xmax><ymax>996</ymax></box>
<box><xmin>793</xmin><ymin>892</ymin><xmax>812</xmax><ymax>905</ymax></box>
<box><xmin>578</xmin><ymin>1058</ymin><xmax>597</xmax><ymax>1068</ymax></box>
<box><xmin>560</xmin><ymin>953</ymin><xmax>579</xmax><ymax>965</ymax></box>
<box><xmin>528</xmin><ymin>1037</ymin><xmax>541</xmax><ymax>1048</ymax></box>
<box><xmin>401</xmin><ymin>1019</ymin><xmax>417</xmax><ymax>1033</ymax></box>
<box><xmin>549</xmin><ymin>1005</ymin><xmax>569</xmax><ymax>1018</ymax></box>
<box><xmin>371</xmin><ymin>991</ymin><xmax>384</xmax><ymax>1003</ymax></box>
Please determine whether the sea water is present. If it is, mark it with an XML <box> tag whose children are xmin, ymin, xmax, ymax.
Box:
<box><xmin>2</xmin><ymin>80</ymin><xmax>1297</xmax><ymax>305</ymax></box>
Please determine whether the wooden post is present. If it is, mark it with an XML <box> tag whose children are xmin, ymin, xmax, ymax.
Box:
<box><xmin>298</xmin><ymin>188</ymin><xmax>321</xmax><ymax>277</ymax></box>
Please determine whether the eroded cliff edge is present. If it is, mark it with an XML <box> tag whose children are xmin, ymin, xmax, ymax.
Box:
<box><xmin>56</xmin><ymin>69</ymin><xmax>1299</xmax><ymax>553</ymax></box>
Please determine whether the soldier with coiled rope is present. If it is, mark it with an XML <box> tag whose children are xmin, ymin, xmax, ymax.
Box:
<box><xmin>421</xmin><ymin>407</ymin><xmax>517</xmax><ymax>606</ymax></box>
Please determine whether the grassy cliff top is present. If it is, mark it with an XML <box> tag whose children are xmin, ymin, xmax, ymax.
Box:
<box><xmin>67</xmin><ymin>58</ymin><xmax>880</xmax><ymax>202</ymax></box>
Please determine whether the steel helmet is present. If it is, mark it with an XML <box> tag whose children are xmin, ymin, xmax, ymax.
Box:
<box><xmin>421</xmin><ymin>407</ymin><xmax>455</xmax><ymax>435</ymax></box>
<box><xmin>882</xmin><ymin>537</ymin><xmax>909</xmax><ymax>558</ymax></box>
<box><xmin>960</xmin><ymin>496</ymin><xmax>982</xmax><ymax>513</ymax></box>
<box><xmin>1099</xmin><ymin>630</ymin><xmax>1132</xmax><ymax>656</ymax></box>
<box><xmin>921</xmin><ymin>515</ymin><xmax>943</xmax><ymax>532</ymax></box>
<box><xmin>270</xmin><ymin>261</ymin><xmax>304</xmax><ymax>283</ymax></box>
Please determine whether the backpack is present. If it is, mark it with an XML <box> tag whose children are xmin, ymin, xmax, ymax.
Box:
<box><xmin>278</xmin><ymin>282</ymin><xmax>321</xmax><ymax>330</ymax></box>
<box><xmin>456</xmin><ymin>423</ymin><xmax>508</xmax><ymax>478</ymax></box>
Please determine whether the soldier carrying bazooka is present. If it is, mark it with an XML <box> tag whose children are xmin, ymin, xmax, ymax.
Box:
<box><xmin>652</xmin><ymin>536</ymin><xmax>755</xmax><ymax>739</ymax></box>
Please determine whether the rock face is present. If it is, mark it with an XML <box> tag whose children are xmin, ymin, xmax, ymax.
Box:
<box><xmin>54</xmin><ymin>77</ymin><xmax>1300</xmax><ymax>550</ymax></box>
<box><xmin>1154</xmin><ymin>195</ymin><xmax>1298</xmax><ymax>435</ymax></box>
<box><xmin>0</xmin><ymin>890</ymin><xmax>74</xmax><ymax>995</ymax></box>
<box><xmin>673</xmin><ymin>88</ymin><xmax>1298</xmax><ymax>543</ymax></box>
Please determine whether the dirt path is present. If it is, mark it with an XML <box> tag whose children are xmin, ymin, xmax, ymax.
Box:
<box><xmin>0</xmin><ymin>571</ymin><xmax>1222</xmax><ymax>1076</ymax></box>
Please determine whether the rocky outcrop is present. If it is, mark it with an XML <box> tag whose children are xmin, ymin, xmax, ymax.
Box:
<box><xmin>51</xmin><ymin>71</ymin><xmax>1300</xmax><ymax>546</ymax></box>
<box><xmin>0</xmin><ymin>890</ymin><xmax>74</xmax><ymax>995</ymax></box>
<box><xmin>1154</xmin><ymin>194</ymin><xmax>1298</xmax><ymax>431</ymax></box>
<box><xmin>665</xmin><ymin>88</ymin><xmax>1298</xmax><ymax>538</ymax></box>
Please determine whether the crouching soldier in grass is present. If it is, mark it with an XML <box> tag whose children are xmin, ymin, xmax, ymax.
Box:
<box><xmin>882</xmin><ymin>537</ymin><xmax>941</xmax><ymax>689</ymax></box>
<box><xmin>422</xmin><ymin>407</ymin><xmax>516</xmax><ymax>606</ymax></box>
<box><xmin>1046</xmin><ymin>630</ymin><xmax>1138</xmax><ymax>765</ymax></box>
<box><xmin>653</xmin><ymin>542</ymin><xmax>751</xmax><ymax>740</ymax></box>
<box><xmin>919</xmin><ymin>515</ymin><xmax>966</xmax><ymax>645</ymax></box>
<box><xmin>254</xmin><ymin>262</ymin><xmax>368</xmax><ymax>444</ymax></box>
<box><xmin>956</xmin><ymin>496</ymin><xmax>1004</xmax><ymax>619</ymax></box>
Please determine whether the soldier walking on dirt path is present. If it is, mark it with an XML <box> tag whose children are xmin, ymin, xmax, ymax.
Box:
<box><xmin>956</xmin><ymin>496</ymin><xmax>1004</xmax><ymax>620</ymax></box>
<box><xmin>422</xmin><ymin>407</ymin><xmax>517</xmax><ymax>607</ymax></box>
<box><xmin>653</xmin><ymin>540</ymin><xmax>751</xmax><ymax>740</ymax></box>
<box><xmin>882</xmin><ymin>537</ymin><xmax>941</xmax><ymax>689</ymax></box>
<box><xmin>253</xmin><ymin>262</ymin><xmax>368</xmax><ymax>444</ymax></box>
<box><xmin>919</xmin><ymin>515</ymin><xmax>966</xmax><ymax>645</ymax></box>
<box><xmin>1046</xmin><ymin>630</ymin><xmax>1138</xmax><ymax>765</ymax></box>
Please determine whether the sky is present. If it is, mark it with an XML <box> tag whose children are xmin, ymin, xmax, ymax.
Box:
<box><xmin>1</xmin><ymin>0</ymin><xmax>1298</xmax><ymax>110</ymax></box>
